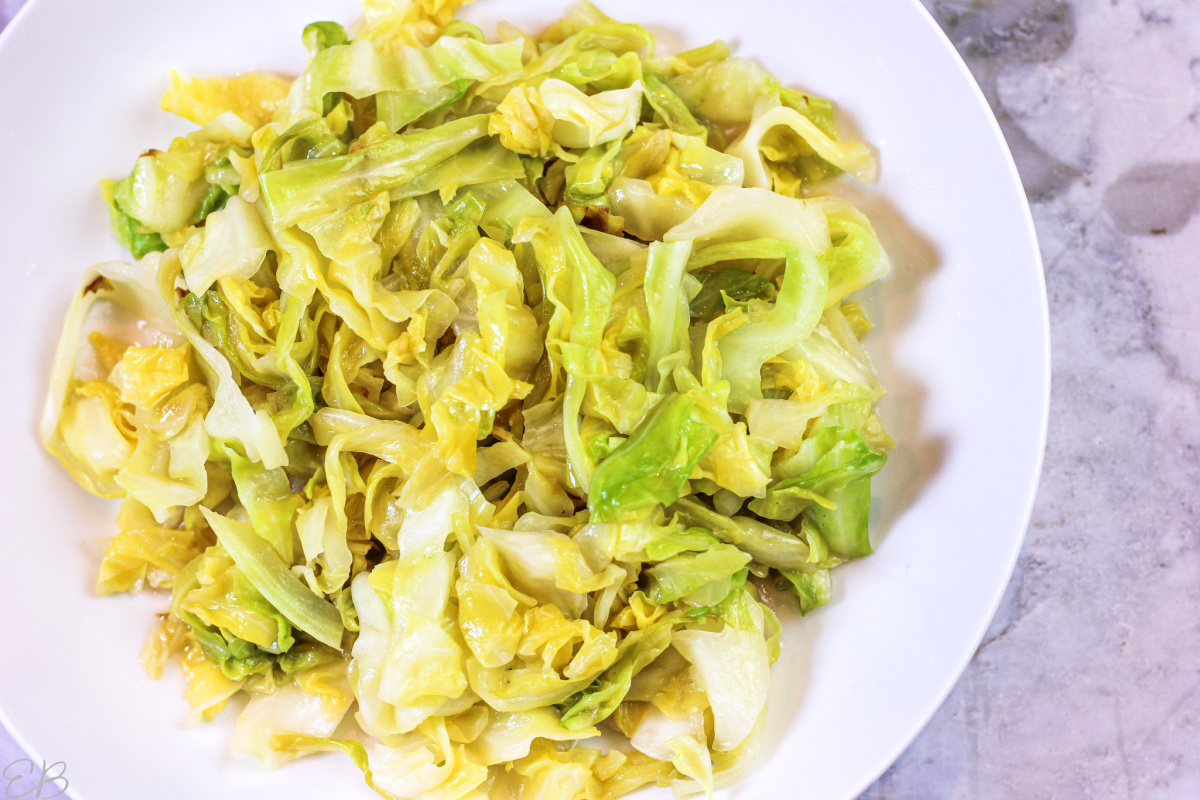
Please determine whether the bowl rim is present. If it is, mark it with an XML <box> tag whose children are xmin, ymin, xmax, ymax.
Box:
<box><xmin>0</xmin><ymin>0</ymin><xmax>1051</xmax><ymax>797</ymax></box>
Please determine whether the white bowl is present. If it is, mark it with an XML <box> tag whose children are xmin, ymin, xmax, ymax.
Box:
<box><xmin>0</xmin><ymin>1</ymin><xmax>1048</xmax><ymax>798</ymax></box>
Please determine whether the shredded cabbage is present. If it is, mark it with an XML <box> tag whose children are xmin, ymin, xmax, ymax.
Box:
<box><xmin>43</xmin><ymin>2</ymin><xmax>893</xmax><ymax>798</ymax></box>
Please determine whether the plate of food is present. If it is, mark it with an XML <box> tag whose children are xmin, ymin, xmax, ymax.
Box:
<box><xmin>0</xmin><ymin>1</ymin><xmax>1048</xmax><ymax>799</ymax></box>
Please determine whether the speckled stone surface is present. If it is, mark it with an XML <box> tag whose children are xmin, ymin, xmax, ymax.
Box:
<box><xmin>2</xmin><ymin>1</ymin><xmax>1198</xmax><ymax>797</ymax></box>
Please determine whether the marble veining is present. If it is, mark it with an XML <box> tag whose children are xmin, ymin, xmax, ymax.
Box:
<box><xmin>2</xmin><ymin>1</ymin><xmax>1199</xmax><ymax>798</ymax></box>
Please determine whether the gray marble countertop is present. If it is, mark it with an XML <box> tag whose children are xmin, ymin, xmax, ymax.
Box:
<box><xmin>2</xmin><ymin>1</ymin><xmax>1197</xmax><ymax>798</ymax></box>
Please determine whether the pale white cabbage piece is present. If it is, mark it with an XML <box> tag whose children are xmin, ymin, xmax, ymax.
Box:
<box><xmin>158</xmin><ymin>251</ymin><xmax>289</xmax><ymax>468</ymax></box>
<box><xmin>540</xmin><ymin>79</ymin><xmax>644</xmax><ymax>149</ymax></box>
<box><xmin>728</xmin><ymin>96</ymin><xmax>877</xmax><ymax>187</ymax></box>
<box><xmin>490</xmin><ymin>79</ymin><xmax>644</xmax><ymax>157</ymax></box>
<box><xmin>609</xmin><ymin>176</ymin><xmax>697</xmax><ymax>241</ymax></box>
<box><xmin>351</xmin><ymin>486</ymin><xmax>474</xmax><ymax>737</ymax></box>
<box><xmin>233</xmin><ymin>681</ymin><xmax>353</xmax><ymax>768</ymax></box>
<box><xmin>42</xmin><ymin>257</ymin><xmax>190</xmax><ymax>497</ymax></box>
<box><xmin>365</xmin><ymin>723</ymin><xmax>487</xmax><ymax>800</ymax></box>
<box><xmin>42</xmin><ymin>258</ymin><xmax>180</xmax><ymax>450</ymax></box>
<box><xmin>672</xmin><ymin>597</ymin><xmax>770</xmax><ymax>751</ymax></box>
<box><xmin>115</xmin><ymin>414</ymin><xmax>209</xmax><ymax>522</ymax></box>
<box><xmin>631</xmin><ymin>705</ymin><xmax>713</xmax><ymax>797</ymax></box>
<box><xmin>295</xmin><ymin>495</ymin><xmax>354</xmax><ymax>594</ymax></box>
<box><xmin>479</xmin><ymin>526</ymin><xmax>623</xmax><ymax>617</ymax></box>
<box><xmin>180</xmin><ymin>195</ymin><xmax>275</xmax><ymax>295</ymax></box>
<box><xmin>663</xmin><ymin>185</ymin><xmax>831</xmax><ymax>253</ymax></box>
<box><xmin>465</xmin><ymin>709</ymin><xmax>599</xmax><ymax>766</ymax></box>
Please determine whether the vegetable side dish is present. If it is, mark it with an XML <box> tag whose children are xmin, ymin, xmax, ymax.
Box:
<box><xmin>42</xmin><ymin>1</ymin><xmax>893</xmax><ymax>797</ymax></box>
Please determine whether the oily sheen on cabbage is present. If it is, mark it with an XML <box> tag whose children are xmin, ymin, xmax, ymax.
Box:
<box><xmin>42</xmin><ymin>1</ymin><xmax>893</xmax><ymax>797</ymax></box>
